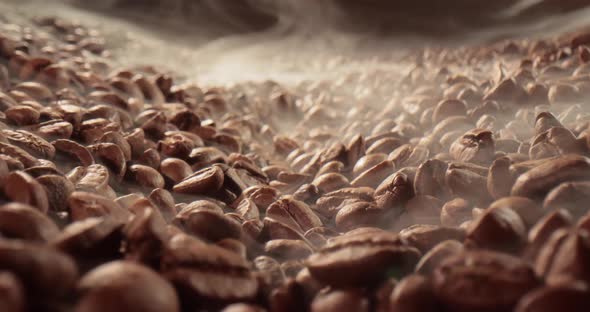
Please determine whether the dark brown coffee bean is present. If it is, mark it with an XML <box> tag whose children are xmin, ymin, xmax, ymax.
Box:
<box><xmin>515</xmin><ymin>282</ymin><xmax>590</xmax><ymax>312</ymax></box>
<box><xmin>404</xmin><ymin>195</ymin><xmax>443</xmax><ymax>225</ymax></box>
<box><xmin>2</xmin><ymin>129</ymin><xmax>55</xmax><ymax>159</ymax></box>
<box><xmin>399</xmin><ymin>224</ymin><xmax>465</xmax><ymax>254</ymax></box>
<box><xmin>4</xmin><ymin>171</ymin><xmax>49</xmax><ymax>213</ymax></box>
<box><xmin>0</xmin><ymin>239</ymin><xmax>78</xmax><ymax>297</ymax></box>
<box><xmin>173</xmin><ymin>165</ymin><xmax>224</xmax><ymax>194</ymax></box>
<box><xmin>222</xmin><ymin>303</ymin><xmax>266</xmax><ymax>312</ymax></box>
<box><xmin>415</xmin><ymin>240</ymin><xmax>464</xmax><ymax>275</ymax></box>
<box><xmin>77</xmin><ymin>261</ymin><xmax>179</xmax><ymax>312</ymax></box>
<box><xmin>512</xmin><ymin>155</ymin><xmax>590</xmax><ymax>199</ymax></box>
<box><xmin>306</xmin><ymin>231</ymin><xmax>420</xmax><ymax>287</ymax></box>
<box><xmin>175</xmin><ymin>207</ymin><xmax>242</xmax><ymax>242</ymax></box>
<box><xmin>440</xmin><ymin>198</ymin><xmax>472</xmax><ymax>227</ymax></box>
<box><xmin>265</xmin><ymin>239</ymin><xmax>312</xmax><ymax>260</ymax></box>
<box><xmin>266</xmin><ymin>198</ymin><xmax>322</xmax><ymax>233</ymax></box>
<box><xmin>36</xmin><ymin>174</ymin><xmax>75</xmax><ymax>213</ymax></box>
<box><xmin>487</xmin><ymin>156</ymin><xmax>516</xmax><ymax>199</ymax></box>
<box><xmin>242</xmin><ymin>185</ymin><xmax>280</xmax><ymax>211</ymax></box>
<box><xmin>488</xmin><ymin>196</ymin><xmax>542</xmax><ymax>228</ymax></box>
<box><xmin>5</xmin><ymin>105</ymin><xmax>40</xmax><ymax>126</ymax></box>
<box><xmin>414</xmin><ymin>159</ymin><xmax>450</xmax><ymax>199</ymax></box>
<box><xmin>124</xmin><ymin>208</ymin><xmax>169</xmax><ymax>267</ymax></box>
<box><xmin>535</xmin><ymin>228</ymin><xmax>570</xmax><ymax>279</ymax></box>
<box><xmin>390</xmin><ymin>274</ymin><xmax>439</xmax><ymax>312</ymax></box>
<box><xmin>543</xmin><ymin>181</ymin><xmax>590</xmax><ymax>218</ymax></box>
<box><xmin>350</xmin><ymin>160</ymin><xmax>395</xmax><ymax>189</ymax></box>
<box><xmin>0</xmin><ymin>272</ymin><xmax>24</xmax><ymax>312</ymax></box>
<box><xmin>542</xmin><ymin>229</ymin><xmax>590</xmax><ymax>284</ymax></box>
<box><xmin>88</xmin><ymin>143</ymin><xmax>127</xmax><ymax>180</ymax></box>
<box><xmin>52</xmin><ymin>139</ymin><xmax>95</xmax><ymax>167</ymax></box>
<box><xmin>335</xmin><ymin>200</ymin><xmax>384</xmax><ymax>231</ymax></box>
<box><xmin>466</xmin><ymin>206</ymin><xmax>526</xmax><ymax>253</ymax></box>
<box><xmin>445</xmin><ymin>167</ymin><xmax>492</xmax><ymax>205</ymax></box>
<box><xmin>374</xmin><ymin>171</ymin><xmax>414</xmax><ymax>213</ymax></box>
<box><xmin>160</xmin><ymin>157</ymin><xmax>193</xmax><ymax>185</ymax></box>
<box><xmin>449</xmin><ymin>128</ymin><xmax>495</xmax><ymax>165</ymax></box>
<box><xmin>269</xmin><ymin>278</ymin><xmax>305</xmax><ymax>312</ymax></box>
<box><xmin>36</xmin><ymin>120</ymin><xmax>74</xmax><ymax>140</ymax></box>
<box><xmin>0</xmin><ymin>203</ymin><xmax>59</xmax><ymax>242</ymax></box>
<box><xmin>68</xmin><ymin>191</ymin><xmax>131</xmax><ymax>222</ymax></box>
<box><xmin>161</xmin><ymin>234</ymin><xmax>258</xmax><ymax>305</ymax></box>
<box><xmin>0</xmin><ymin>142</ymin><xmax>39</xmax><ymax>168</ymax></box>
<box><xmin>433</xmin><ymin>250</ymin><xmax>539</xmax><ymax>312</ymax></box>
<box><xmin>98</xmin><ymin>131</ymin><xmax>132</xmax><ymax>161</ymax></box>
<box><xmin>311</xmin><ymin>288</ymin><xmax>369</xmax><ymax>312</ymax></box>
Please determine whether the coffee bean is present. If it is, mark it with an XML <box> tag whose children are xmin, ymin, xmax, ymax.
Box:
<box><xmin>0</xmin><ymin>272</ymin><xmax>24</xmax><ymax>312</ymax></box>
<box><xmin>433</xmin><ymin>250</ymin><xmax>539</xmax><ymax>312</ymax></box>
<box><xmin>266</xmin><ymin>198</ymin><xmax>322</xmax><ymax>233</ymax></box>
<box><xmin>77</xmin><ymin>261</ymin><xmax>179</xmax><ymax>312</ymax></box>
<box><xmin>415</xmin><ymin>240</ymin><xmax>464</xmax><ymax>275</ymax></box>
<box><xmin>175</xmin><ymin>207</ymin><xmax>242</xmax><ymax>242</ymax></box>
<box><xmin>0</xmin><ymin>203</ymin><xmax>59</xmax><ymax>242</ymax></box>
<box><xmin>449</xmin><ymin>128</ymin><xmax>495</xmax><ymax>165</ymax></box>
<box><xmin>161</xmin><ymin>234</ymin><xmax>259</xmax><ymax>305</ymax></box>
<box><xmin>390</xmin><ymin>274</ymin><xmax>439</xmax><ymax>312</ymax></box>
<box><xmin>488</xmin><ymin>196</ymin><xmax>542</xmax><ymax>228</ymax></box>
<box><xmin>399</xmin><ymin>224</ymin><xmax>465</xmax><ymax>254</ymax></box>
<box><xmin>414</xmin><ymin>159</ymin><xmax>450</xmax><ymax>199</ymax></box>
<box><xmin>306</xmin><ymin>231</ymin><xmax>420</xmax><ymax>287</ymax></box>
<box><xmin>543</xmin><ymin>181</ymin><xmax>590</xmax><ymax>218</ymax></box>
<box><xmin>350</xmin><ymin>160</ymin><xmax>395</xmax><ymax>189</ymax></box>
<box><xmin>515</xmin><ymin>282</ymin><xmax>590</xmax><ymax>312</ymax></box>
<box><xmin>512</xmin><ymin>155</ymin><xmax>590</xmax><ymax>199</ymax></box>
<box><xmin>466</xmin><ymin>206</ymin><xmax>526</xmax><ymax>253</ymax></box>
<box><xmin>68</xmin><ymin>191</ymin><xmax>131</xmax><ymax>222</ymax></box>
<box><xmin>311</xmin><ymin>288</ymin><xmax>369</xmax><ymax>312</ymax></box>
<box><xmin>440</xmin><ymin>198</ymin><xmax>472</xmax><ymax>227</ymax></box>
<box><xmin>4</xmin><ymin>171</ymin><xmax>49</xmax><ymax>213</ymax></box>
<box><xmin>173</xmin><ymin>165</ymin><xmax>224</xmax><ymax>194</ymax></box>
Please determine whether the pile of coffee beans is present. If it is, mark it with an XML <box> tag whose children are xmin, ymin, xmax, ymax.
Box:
<box><xmin>2</xmin><ymin>13</ymin><xmax>590</xmax><ymax>312</ymax></box>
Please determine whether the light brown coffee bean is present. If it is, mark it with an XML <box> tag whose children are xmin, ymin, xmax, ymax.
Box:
<box><xmin>466</xmin><ymin>206</ymin><xmax>526</xmax><ymax>253</ymax></box>
<box><xmin>173</xmin><ymin>165</ymin><xmax>224</xmax><ymax>194</ymax></box>
<box><xmin>449</xmin><ymin>128</ymin><xmax>495</xmax><ymax>165</ymax></box>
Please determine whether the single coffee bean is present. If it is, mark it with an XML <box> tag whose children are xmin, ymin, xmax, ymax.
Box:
<box><xmin>0</xmin><ymin>272</ymin><xmax>24</xmax><ymax>312</ymax></box>
<box><xmin>414</xmin><ymin>159</ymin><xmax>450</xmax><ymax>199</ymax></box>
<box><xmin>390</xmin><ymin>274</ymin><xmax>439</xmax><ymax>312</ymax></box>
<box><xmin>512</xmin><ymin>155</ymin><xmax>590</xmax><ymax>199</ymax></box>
<box><xmin>306</xmin><ymin>231</ymin><xmax>420</xmax><ymax>287</ymax></box>
<box><xmin>433</xmin><ymin>250</ymin><xmax>539</xmax><ymax>312</ymax></box>
<box><xmin>161</xmin><ymin>234</ymin><xmax>259</xmax><ymax>305</ymax></box>
<box><xmin>174</xmin><ymin>207</ymin><xmax>242</xmax><ymax>242</ymax></box>
<box><xmin>415</xmin><ymin>240</ymin><xmax>464</xmax><ymax>275</ymax></box>
<box><xmin>543</xmin><ymin>181</ymin><xmax>590</xmax><ymax>218</ymax></box>
<box><xmin>173</xmin><ymin>165</ymin><xmax>225</xmax><ymax>194</ymax></box>
<box><xmin>515</xmin><ymin>282</ymin><xmax>590</xmax><ymax>312</ymax></box>
<box><xmin>440</xmin><ymin>198</ymin><xmax>472</xmax><ymax>227</ymax></box>
<box><xmin>4</xmin><ymin>171</ymin><xmax>49</xmax><ymax>213</ymax></box>
<box><xmin>399</xmin><ymin>224</ymin><xmax>465</xmax><ymax>254</ymax></box>
<box><xmin>0</xmin><ymin>203</ymin><xmax>59</xmax><ymax>242</ymax></box>
<box><xmin>488</xmin><ymin>196</ymin><xmax>542</xmax><ymax>228</ymax></box>
<box><xmin>265</xmin><ymin>239</ymin><xmax>313</xmax><ymax>261</ymax></box>
<box><xmin>310</xmin><ymin>288</ymin><xmax>369</xmax><ymax>312</ymax></box>
<box><xmin>449</xmin><ymin>128</ymin><xmax>495</xmax><ymax>165</ymax></box>
<box><xmin>466</xmin><ymin>206</ymin><xmax>526</xmax><ymax>253</ymax></box>
<box><xmin>266</xmin><ymin>198</ymin><xmax>322</xmax><ymax>233</ymax></box>
<box><xmin>77</xmin><ymin>261</ymin><xmax>180</xmax><ymax>312</ymax></box>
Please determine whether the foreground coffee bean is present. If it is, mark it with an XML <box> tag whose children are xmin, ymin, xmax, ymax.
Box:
<box><xmin>390</xmin><ymin>274</ymin><xmax>439</xmax><ymax>312</ymax></box>
<box><xmin>0</xmin><ymin>272</ymin><xmax>24</xmax><ymax>312</ymax></box>
<box><xmin>310</xmin><ymin>288</ymin><xmax>369</xmax><ymax>312</ymax></box>
<box><xmin>77</xmin><ymin>261</ymin><xmax>180</xmax><ymax>312</ymax></box>
<box><xmin>306</xmin><ymin>231</ymin><xmax>420</xmax><ymax>286</ymax></box>
<box><xmin>433</xmin><ymin>250</ymin><xmax>539</xmax><ymax>312</ymax></box>
<box><xmin>161</xmin><ymin>234</ymin><xmax>259</xmax><ymax>306</ymax></box>
<box><xmin>515</xmin><ymin>281</ymin><xmax>590</xmax><ymax>312</ymax></box>
<box><xmin>511</xmin><ymin>155</ymin><xmax>590</xmax><ymax>199</ymax></box>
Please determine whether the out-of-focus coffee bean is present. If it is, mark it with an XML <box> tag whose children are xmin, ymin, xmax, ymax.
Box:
<box><xmin>36</xmin><ymin>174</ymin><xmax>75</xmax><ymax>212</ymax></box>
<box><xmin>542</xmin><ymin>229</ymin><xmax>590</xmax><ymax>284</ymax></box>
<box><xmin>399</xmin><ymin>224</ymin><xmax>465</xmax><ymax>254</ymax></box>
<box><xmin>269</xmin><ymin>278</ymin><xmax>305</xmax><ymax>312</ymax></box>
<box><xmin>350</xmin><ymin>160</ymin><xmax>395</xmax><ymax>189</ymax></box>
<box><xmin>335</xmin><ymin>200</ymin><xmax>384</xmax><ymax>231</ymax></box>
<box><xmin>77</xmin><ymin>261</ymin><xmax>180</xmax><ymax>312</ymax></box>
<box><xmin>306</xmin><ymin>231</ymin><xmax>420</xmax><ymax>287</ymax></box>
<box><xmin>525</xmin><ymin>209</ymin><xmax>573</xmax><ymax>261</ymax></box>
<box><xmin>390</xmin><ymin>274</ymin><xmax>439</xmax><ymax>312</ymax></box>
<box><xmin>0</xmin><ymin>239</ymin><xmax>78</xmax><ymax>297</ymax></box>
<box><xmin>543</xmin><ymin>181</ymin><xmax>590</xmax><ymax>218</ymax></box>
<box><xmin>312</xmin><ymin>173</ymin><xmax>350</xmax><ymax>194</ymax></box>
<box><xmin>222</xmin><ymin>303</ymin><xmax>266</xmax><ymax>312</ymax></box>
<box><xmin>433</xmin><ymin>250</ymin><xmax>539</xmax><ymax>312</ymax></box>
<box><xmin>488</xmin><ymin>196</ymin><xmax>542</xmax><ymax>228</ymax></box>
<box><xmin>0</xmin><ymin>203</ymin><xmax>58</xmax><ymax>242</ymax></box>
<box><xmin>404</xmin><ymin>195</ymin><xmax>443</xmax><ymax>225</ymax></box>
<box><xmin>535</xmin><ymin>112</ymin><xmax>564</xmax><ymax>135</ymax></box>
<box><xmin>5</xmin><ymin>105</ymin><xmax>40</xmax><ymax>126</ymax></box>
<box><xmin>440</xmin><ymin>198</ymin><xmax>472</xmax><ymax>226</ymax></box>
<box><xmin>415</xmin><ymin>240</ymin><xmax>464</xmax><ymax>274</ymax></box>
<box><xmin>432</xmin><ymin>99</ymin><xmax>467</xmax><ymax>124</ymax></box>
<box><xmin>68</xmin><ymin>191</ymin><xmax>131</xmax><ymax>222</ymax></box>
<box><xmin>414</xmin><ymin>159</ymin><xmax>450</xmax><ymax>199</ymax></box>
<box><xmin>0</xmin><ymin>272</ymin><xmax>25</xmax><ymax>312</ymax></box>
<box><xmin>172</xmin><ymin>165</ymin><xmax>224</xmax><ymax>194</ymax></box>
<box><xmin>310</xmin><ymin>288</ymin><xmax>369</xmax><ymax>312</ymax></box>
<box><xmin>515</xmin><ymin>282</ymin><xmax>590</xmax><ymax>312</ymax></box>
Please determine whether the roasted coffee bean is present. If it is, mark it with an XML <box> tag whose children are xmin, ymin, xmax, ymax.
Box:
<box><xmin>173</xmin><ymin>165</ymin><xmax>224</xmax><ymax>194</ymax></box>
<box><xmin>335</xmin><ymin>200</ymin><xmax>384</xmax><ymax>231</ymax></box>
<box><xmin>466</xmin><ymin>206</ymin><xmax>526</xmax><ymax>253</ymax></box>
<box><xmin>445</xmin><ymin>167</ymin><xmax>491</xmax><ymax>205</ymax></box>
<box><xmin>265</xmin><ymin>239</ymin><xmax>313</xmax><ymax>260</ymax></box>
<box><xmin>124</xmin><ymin>208</ymin><xmax>169</xmax><ymax>267</ymax></box>
<box><xmin>269</xmin><ymin>278</ymin><xmax>306</xmax><ymax>312</ymax></box>
<box><xmin>512</xmin><ymin>155</ymin><xmax>590</xmax><ymax>199</ymax></box>
<box><xmin>350</xmin><ymin>160</ymin><xmax>395</xmax><ymax>189</ymax></box>
<box><xmin>399</xmin><ymin>224</ymin><xmax>465</xmax><ymax>254</ymax></box>
<box><xmin>515</xmin><ymin>282</ymin><xmax>590</xmax><ymax>312</ymax></box>
<box><xmin>390</xmin><ymin>274</ymin><xmax>439</xmax><ymax>312</ymax></box>
<box><xmin>433</xmin><ymin>250</ymin><xmax>539</xmax><ymax>312</ymax></box>
<box><xmin>488</xmin><ymin>196</ymin><xmax>542</xmax><ymax>228</ymax></box>
<box><xmin>161</xmin><ymin>234</ymin><xmax>259</xmax><ymax>306</ymax></box>
<box><xmin>375</xmin><ymin>171</ymin><xmax>414</xmax><ymax>212</ymax></box>
<box><xmin>541</xmin><ymin>229</ymin><xmax>590</xmax><ymax>284</ymax></box>
<box><xmin>77</xmin><ymin>261</ymin><xmax>180</xmax><ymax>312</ymax></box>
<box><xmin>404</xmin><ymin>195</ymin><xmax>443</xmax><ymax>226</ymax></box>
<box><xmin>4</xmin><ymin>171</ymin><xmax>49</xmax><ymax>213</ymax></box>
<box><xmin>222</xmin><ymin>303</ymin><xmax>266</xmax><ymax>312</ymax></box>
<box><xmin>175</xmin><ymin>207</ymin><xmax>242</xmax><ymax>242</ymax></box>
<box><xmin>0</xmin><ymin>272</ymin><xmax>25</xmax><ymax>312</ymax></box>
<box><xmin>440</xmin><ymin>198</ymin><xmax>472</xmax><ymax>227</ymax></box>
<box><xmin>543</xmin><ymin>181</ymin><xmax>590</xmax><ymax>218</ymax></box>
<box><xmin>0</xmin><ymin>203</ymin><xmax>59</xmax><ymax>242</ymax></box>
<box><xmin>306</xmin><ymin>231</ymin><xmax>420</xmax><ymax>286</ymax></box>
<box><xmin>2</xmin><ymin>129</ymin><xmax>55</xmax><ymax>159</ymax></box>
<box><xmin>0</xmin><ymin>239</ymin><xmax>78</xmax><ymax>297</ymax></box>
<box><xmin>266</xmin><ymin>198</ymin><xmax>322</xmax><ymax>233</ymax></box>
<box><xmin>449</xmin><ymin>128</ymin><xmax>495</xmax><ymax>165</ymax></box>
<box><xmin>310</xmin><ymin>288</ymin><xmax>369</xmax><ymax>312</ymax></box>
<box><xmin>36</xmin><ymin>174</ymin><xmax>75</xmax><ymax>213</ymax></box>
<box><xmin>127</xmin><ymin>164</ymin><xmax>165</xmax><ymax>189</ymax></box>
<box><xmin>68</xmin><ymin>191</ymin><xmax>131</xmax><ymax>222</ymax></box>
<box><xmin>415</xmin><ymin>240</ymin><xmax>464</xmax><ymax>275</ymax></box>
<box><xmin>414</xmin><ymin>159</ymin><xmax>450</xmax><ymax>199</ymax></box>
